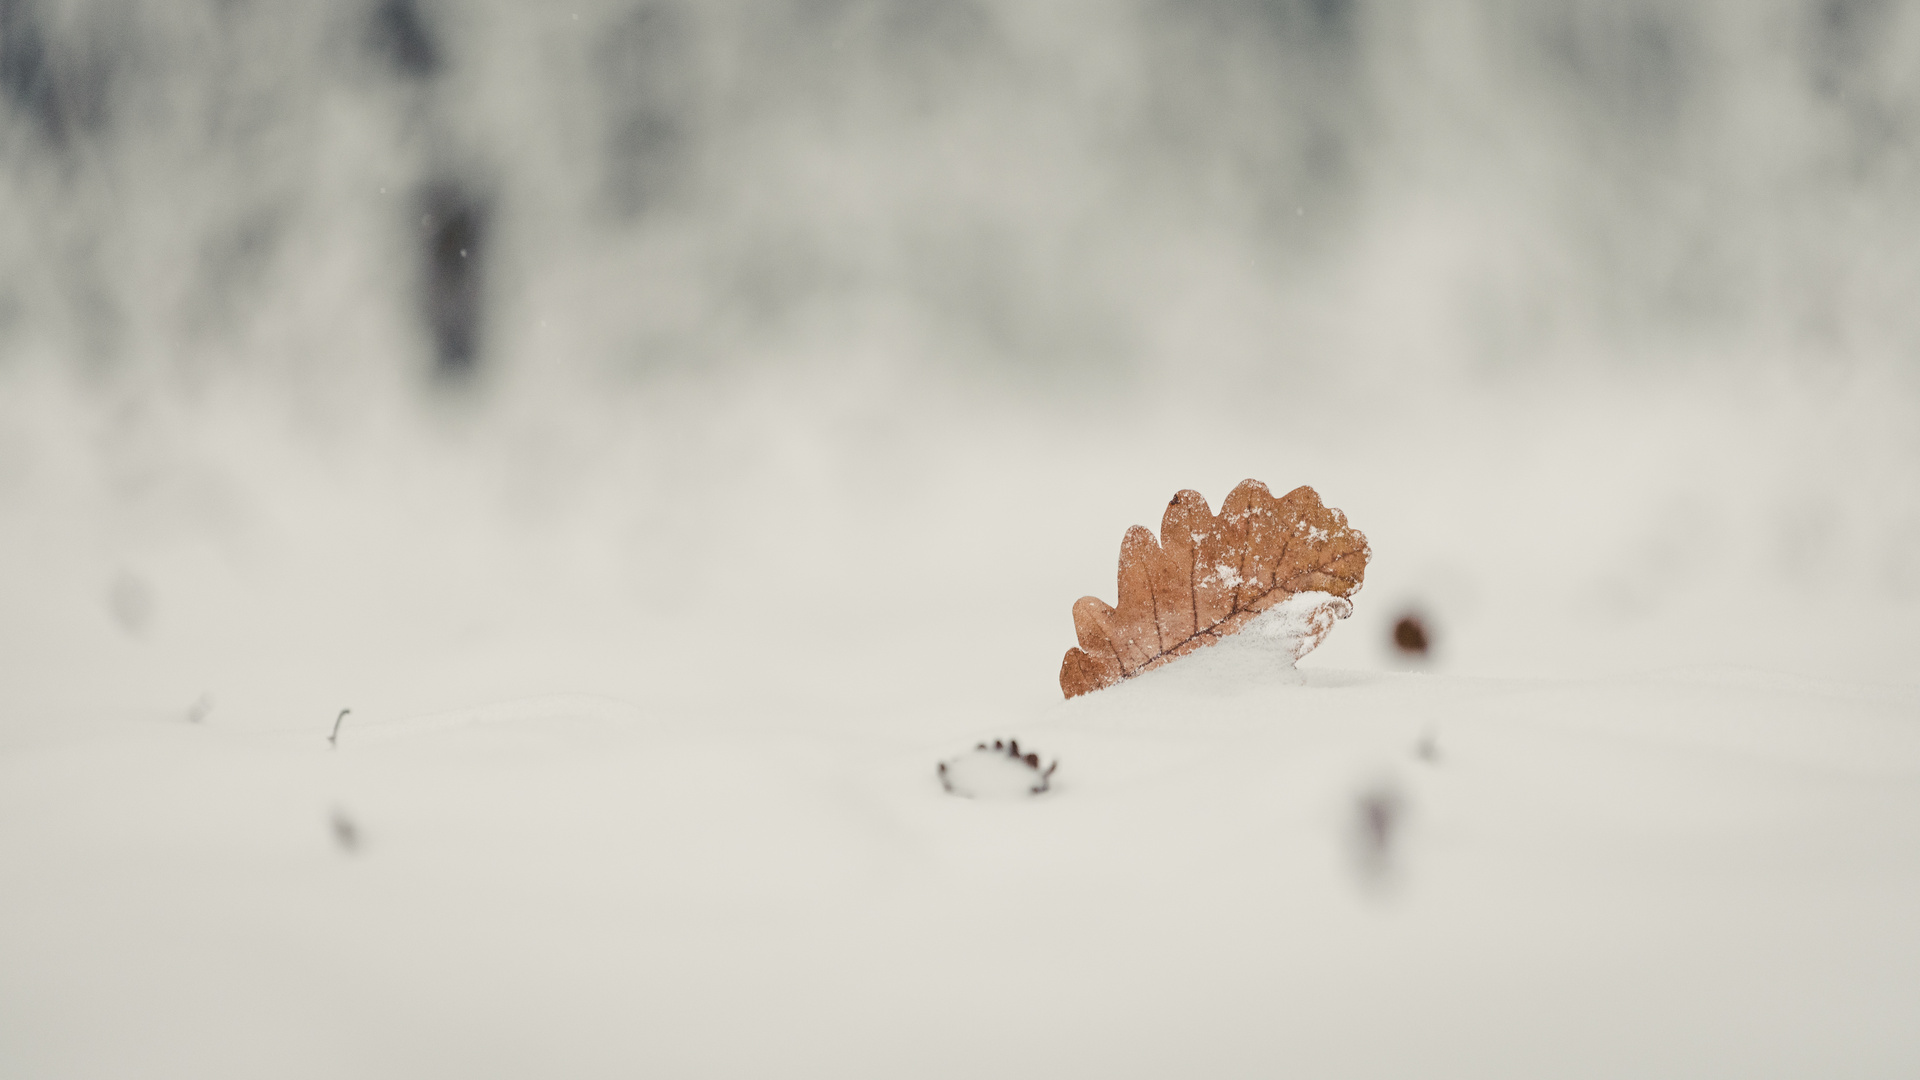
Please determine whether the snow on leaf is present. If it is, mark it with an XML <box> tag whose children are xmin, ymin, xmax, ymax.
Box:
<box><xmin>1059</xmin><ymin>480</ymin><xmax>1370</xmax><ymax>698</ymax></box>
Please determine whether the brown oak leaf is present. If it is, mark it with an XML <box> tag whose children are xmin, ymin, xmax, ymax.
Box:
<box><xmin>1060</xmin><ymin>480</ymin><xmax>1370</xmax><ymax>698</ymax></box>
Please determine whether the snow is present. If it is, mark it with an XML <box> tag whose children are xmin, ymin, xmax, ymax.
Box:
<box><xmin>1</xmin><ymin>364</ymin><xmax>1917</xmax><ymax>1078</ymax></box>
<box><xmin>4</xmin><ymin>668</ymin><xmax>1918</xmax><ymax>1078</ymax></box>
<box><xmin>1250</xmin><ymin>589</ymin><xmax>1352</xmax><ymax>663</ymax></box>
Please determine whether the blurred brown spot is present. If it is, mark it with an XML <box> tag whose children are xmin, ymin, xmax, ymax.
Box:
<box><xmin>1351</xmin><ymin>783</ymin><xmax>1406</xmax><ymax>887</ymax></box>
<box><xmin>330</xmin><ymin>809</ymin><xmax>360</xmax><ymax>853</ymax></box>
<box><xmin>1414</xmin><ymin>729</ymin><xmax>1439</xmax><ymax>763</ymax></box>
<box><xmin>1392</xmin><ymin>613</ymin><xmax>1428</xmax><ymax>655</ymax></box>
<box><xmin>1359</xmin><ymin>790</ymin><xmax>1399</xmax><ymax>853</ymax></box>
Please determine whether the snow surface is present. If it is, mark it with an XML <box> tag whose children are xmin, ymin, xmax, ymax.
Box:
<box><xmin>2</xmin><ymin>367</ymin><xmax>1918</xmax><ymax>1078</ymax></box>
<box><xmin>4</xmin><ymin>670</ymin><xmax>1919</xmax><ymax>1079</ymax></box>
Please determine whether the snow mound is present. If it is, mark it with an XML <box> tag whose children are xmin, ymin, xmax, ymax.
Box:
<box><xmin>937</xmin><ymin>739</ymin><xmax>1057</xmax><ymax>799</ymax></box>
<box><xmin>1113</xmin><ymin>590</ymin><xmax>1353</xmax><ymax>697</ymax></box>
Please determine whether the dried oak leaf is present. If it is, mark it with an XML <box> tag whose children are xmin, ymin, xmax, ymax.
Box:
<box><xmin>1060</xmin><ymin>480</ymin><xmax>1370</xmax><ymax>698</ymax></box>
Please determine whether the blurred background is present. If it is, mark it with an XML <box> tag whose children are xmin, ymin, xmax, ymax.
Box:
<box><xmin>2</xmin><ymin>0</ymin><xmax>1918</xmax><ymax>733</ymax></box>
